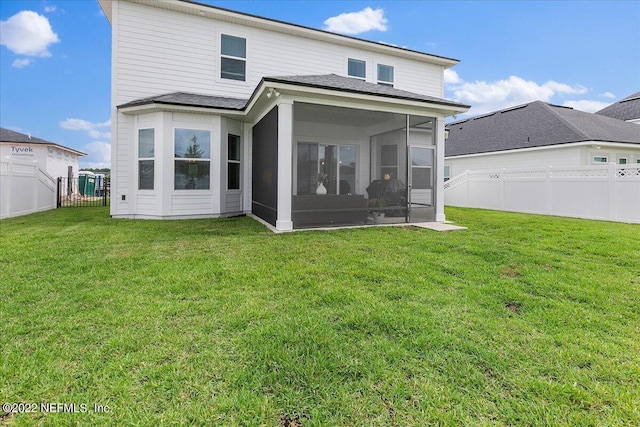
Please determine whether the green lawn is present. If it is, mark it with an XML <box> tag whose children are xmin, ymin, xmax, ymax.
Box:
<box><xmin>1</xmin><ymin>207</ymin><xmax>639</xmax><ymax>426</ymax></box>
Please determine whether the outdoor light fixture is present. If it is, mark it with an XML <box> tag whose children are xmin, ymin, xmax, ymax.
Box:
<box><xmin>266</xmin><ymin>88</ymin><xmax>280</xmax><ymax>98</ymax></box>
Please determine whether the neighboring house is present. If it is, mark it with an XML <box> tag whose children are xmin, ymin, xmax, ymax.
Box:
<box><xmin>0</xmin><ymin>127</ymin><xmax>85</xmax><ymax>179</ymax></box>
<box><xmin>98</xmin><ymin>0</ymin><xmax>469</xmax><ymax>230</ymax></box>
<box><xmin>444</xmin><ymin>101</ymin><xmax>640</xmax><ymax>179</ymax></box>
<box><xmin>595</xmin><ymin>91</ymin><xmax>640</xmax><ymax>125</ymax></box>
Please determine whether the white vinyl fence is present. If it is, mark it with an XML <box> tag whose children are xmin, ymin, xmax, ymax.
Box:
<box><xmin>1</xmin><ymin>158</ymin><xmax>57</xmax><ymax>219</ymax></box>
<box><xmin>444</xmin><ymin>163</ymin><xmax>640</xmax><ymax>224</ymax></box>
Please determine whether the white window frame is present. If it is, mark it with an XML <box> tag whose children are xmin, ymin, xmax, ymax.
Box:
<box><xmin>347</xmin><ymin>58</ymin><xmax>366</xmax><ymax>80</ymax></box>
<box><xmin>377</xmin><ymin>63</ymin><xmax>394</xmax><ymax>86</ymax></box>
<box><xmin>593</xmin><ymin>156</ymin><xmax>608</xmax><ymax>164</ymax></box>
<box><xmin>444</xmin><ymin>165</ymin><xmax>451</xmax><ymax>182</ymax></box>
<box><xmin>618</xmin><ymin>157</ymin><xmax>628</xmax><ymax>165</ymax></box>
<box><xmin>220</xmin><ymin>33</ymin><xmax>247</xmax><ymax>82</ymax></box>
<box><xmin>137</xmin><ymin>128</ymin><xmax>155</xmax><ymax>190</ymax></box>
<box><xmin>227</xmin><ymin>133</ymin><xmax>241</xmax><ymax>191</ymax></box>
<box><xmin>174</xmin><ymin>127</ymin><xmax>212</xmax><ymax>191</ymax></box>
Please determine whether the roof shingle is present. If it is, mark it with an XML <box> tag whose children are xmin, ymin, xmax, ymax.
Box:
<box><xmin>595</xmin><ymin>91</ymin><xmax>640</xmax><ymax>122</ymax></box>
<box><xmin>118</xmin><ymin>74</ymin><xmax>470</xmax><ymax>112</ymax></box>
<box><xmin>445</xmin><ymin>101</ymin><xmax>640</xmax><ymax>157</ymax></box>
<box><xmin>0</xmin><ymin>127</ymin><xmax>86</xmax><ymax>155</ymax></box>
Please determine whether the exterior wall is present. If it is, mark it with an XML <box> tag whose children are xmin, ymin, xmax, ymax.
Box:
<box><xmin>220</xmin><ymin>117</ymin><xmax>244</xmax><ymax>214</ymax></box>
<box><xmin>108</xmin><ymin>0</ymin><xmax>454</xmax><ymax>223</ymax></box>
<box><xmin>113</xmin><ymin>1</ymin><xmax>443</xmax><ymax>106</ymax></box>
<box><xmin>0</xmin><ymin>143</ymin><xmax>80</xmax><ymax>180</ymax></box>
<box><xmin>445</xmin><ymin>143</ymin><xmax>640</xmax><ymax>179</ymax></box>
<box><xmin>119</xmin><ymin>111</ymin><xmax>232</xmax><ymax>219</ymax></box>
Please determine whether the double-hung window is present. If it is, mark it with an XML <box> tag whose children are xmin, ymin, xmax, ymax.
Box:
<box><xmin>174</xmin><ymin>129</ymin><xmax>211</xmax><ymax>190</ymax></box>
<box><xmin>348</xmin><ymin>58</ymin><xmax>366</xmax><ymax>79</ymax></box>
<box><xmin>227</xmin><ymin>134</ymin><xmax>241</xmax><ymax>190</ymax></box>
<box><xmin>221</xmin><ymin>34</ymin><xmax>246</xmax><ymax>81</ymax></box>
<box><xmin>377</xmin><ymin>64</ymin><xmax>394</xmax><ymax>86</ymax></box>
<box><xmin>138</xmin><ymin>128</ymin><xmax>154</xmax><ymax>190</ymax></box>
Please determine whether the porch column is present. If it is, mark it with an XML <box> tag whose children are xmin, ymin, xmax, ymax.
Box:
<box><xmin>276</xmin><ymin>99</ymin><xmax>294</xmax><ymax>231</ymax></box>
<box><xmin>435</xmin><ymin>117</ymin><xmax>446</xmax><ymax>222</ymax></box>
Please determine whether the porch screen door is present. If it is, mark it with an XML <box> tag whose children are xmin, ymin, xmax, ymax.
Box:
<box><xmin>408</xmin><ymin>146</ymin><xmax>435</xmax><ymax>222</ymax></box>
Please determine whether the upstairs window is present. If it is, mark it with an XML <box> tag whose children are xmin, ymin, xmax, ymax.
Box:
<box><xmin>377</xmin><ymin>64</ymin><xmax>394</xmax><ymax>86</ymax></box>
<box><xmin>348</xmin><ymin>58</ymin><xmax>366</xmax><ymax>79</ymax></box>
<box><xmin>221</xmin><ymin>34</ymin><xmax>246</xmax><ymax>81</ymax></box>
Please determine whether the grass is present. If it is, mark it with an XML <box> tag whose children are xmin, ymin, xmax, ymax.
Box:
<box><xmin>1</xmin><ymin>207</ymin><xmax>639</xmax><ymax>426</ymax></box>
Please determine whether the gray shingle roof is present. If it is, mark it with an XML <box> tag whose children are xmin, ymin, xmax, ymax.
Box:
<box><xmin>263</xmin><ymin>74</ymin><xmax>470</xmax><ymax>109</ymax></box>
<box><xmin>445</xmin><ymin>101</ymin><xmax>640</xmax><ymax>157</ymax></box>
<box><xmin>118</xmin><ymin>92</ymin><xmax>248</xmax><ymax>110</ymax></box>
<box><xmin>595</xmin><ymin>91</ymin><xmax>640</xmax><ymax>122</ymax></box>
<box><xmin>118</xmin><ymin>74</ymin><xmax>469</xmax><ymax>112</ymax></box>
<box><xmin>0</xmin><ymin>127</ymin><xmax>86</xmax><ymax>155</ymax></box>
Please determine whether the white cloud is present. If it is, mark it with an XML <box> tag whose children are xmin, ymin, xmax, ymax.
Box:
<box><xmin>44</xmin><ymin>5</ymin><xmax>57</xmax><ymax>13</ymax></box>
<box><xmin>324</xmin><ymin>7</ymin><xmax>387</xmax><ymax>35</ymax></box>
<box><xmin>80</xmin><ymin>141</ymin><xmax>111</xmax><ymax>169</ymax></box>
<box><xmin>446</xmin><ymin>74</ymin><xmax>591</xmax><ymax>116</ymax></box>
<box><xmin>600</xmin><ymin>92</ymin><xmax>616</xmax><ymax>99</ymax></box>
<box><xmin>60</xmin><ymin>118</ymin><xmax>111</xmax><ymax>167</ymax></box>
<box><xmin>59</xmin><ymin>118</ymin><xmax>111</xmax><ymax>139</ymax></box>
<box><xmin>562</xmin><ymin>100</ymin><xmax>610</xmax><ymax>113</ymax></box>
<box><xmin>444</xmin><ymin>69</ymin><xmax>461</xmax><ymax>85</ymax></box>
<box><xmin>11</xmin><ymin>58</ymin><xmax>31</xmax><ymax>68</ymax></box>
<box><xmin>0</xmin><ymin>11</ymin><xmax>60</xmax><ymax>57</ymax></box>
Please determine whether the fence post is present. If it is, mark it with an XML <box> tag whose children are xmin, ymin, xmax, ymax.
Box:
<box><xmin>102</xmin><ymin>178</ymin><xmax>107</xmax><ymax>206</ymax></box>
<box><xmin>608</xmin><ymin>162</ymin><xmax>616</xmax><ymax>221</ymax></box>
<box><xmin>465</xmin><ymin>170</ymin><xmax>470</xmax><ymax>205</ymax></box>
<box><xmin>546</xmin><ymin>165</ymin><xmax>552</xmax><ymax>215</ymax></box>
<box><xmin>500</xmin><ymin>168</ymin><xmax>506</xmax><ymax>210</ymax></box>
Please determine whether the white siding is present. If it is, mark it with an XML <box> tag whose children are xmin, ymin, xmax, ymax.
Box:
<box><xmin>110</xmin><ymin>0</ymin><xmax>451</xmax><ymax>220</ymax></box>
<box><xmin>113</xmin><ymin>1</ymin><xmax>443</xmax><ymax>105</ymax></box>
<box><xmin>445</xmin><ymin>145</ymin><xmax>583</xmax><ymax>178</ymax></box>
<box><xmin>445</xmin><ymin>144</ymin><xmax>640</xmax><ymax>178</ymax></box>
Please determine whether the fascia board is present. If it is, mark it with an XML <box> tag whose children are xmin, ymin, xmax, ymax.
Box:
<box><xmin>445</xmin><ymin>140</ymin><xmax>640</xmax><ymax>160</ymax></box>
<box><xmin>119</xmin><ymin>103</ymin><xmax>245</xmax><ymax>116</ymax></box>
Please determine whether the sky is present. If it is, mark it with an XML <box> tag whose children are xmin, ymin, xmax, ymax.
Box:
<box><xmin>1</xmin><ymin>0</ymin><xmax>639</xmax><ymax>169</ymax></box>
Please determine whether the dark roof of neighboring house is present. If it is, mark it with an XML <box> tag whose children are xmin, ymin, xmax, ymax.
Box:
<box><xmin>445</xmin><ymin>101</ymin><xmax>640</xmax><ymax>157</ymax></box>
<box><xmin>0</xmin><ymin>127</ymin><xmax>86</xmax><ymax>156</ymax></box>
<box><xmin>118</xmin><ymin>74</ymin><xmax>470</xmax><ymax>112</ymax></box>
<box><xmin>595</xmin><ymin>91</ymin><xmax>640</xmax><ymax>121</ymax></box>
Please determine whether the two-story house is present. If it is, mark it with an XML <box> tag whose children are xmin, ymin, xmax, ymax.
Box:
<box><xmin>99</xmin><ymin>0</ymin><xmax>469</xmax><ymax>230</ymax></box>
